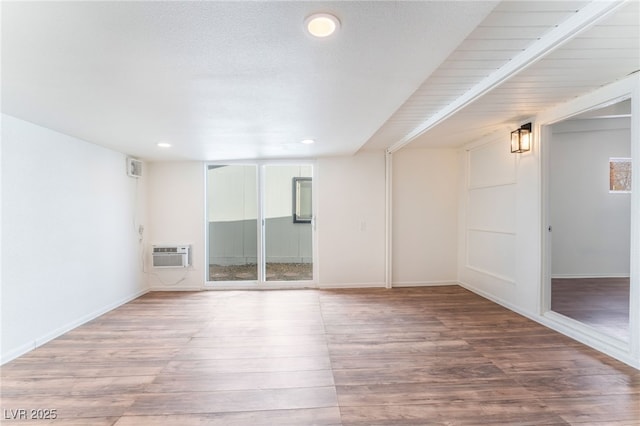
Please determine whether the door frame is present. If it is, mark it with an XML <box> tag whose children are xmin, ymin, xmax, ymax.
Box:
<box><xmin>204</xmin><ymin>159</ymin><xmax>318</xmax><ymax>289</ymax></box>
<box><xmin>539</xmin><ymin>74</ymin><xmax>639</xmax><ymax>367</ymax></box>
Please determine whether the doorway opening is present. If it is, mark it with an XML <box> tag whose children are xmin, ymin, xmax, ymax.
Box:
<box><xmin>205</xmin><ymin>163</ymin><xmax>315</xmax><ymax>287</ymax></box>
<box><xmin>545</xmin><ymin>99</ymin><xmax>631</xmax><ymax>342</ymax></box>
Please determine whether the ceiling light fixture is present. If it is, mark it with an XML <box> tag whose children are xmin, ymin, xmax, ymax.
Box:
<box><xmin>300</xmin><ymin>139</ymin><xmax>315</xmax><ymax>145</ymax></box>
<box><xmin>305</xmin><ymin>13</ymin><xmax>340</xmax><ymax>38</ymax></box>
<box><xmin>157</xmin><ymin>142</ymin><xmax>172</xmax><ymax>148</ymax></box>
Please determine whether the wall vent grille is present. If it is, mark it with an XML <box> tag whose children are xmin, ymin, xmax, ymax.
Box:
<box><xmin>127</xmin><ymin>157</ymin><xmax>143</xmax><ymax>178</ymax></box>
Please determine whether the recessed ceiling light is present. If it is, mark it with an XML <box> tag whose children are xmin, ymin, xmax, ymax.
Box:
<box><xmin>157</xmin><ymin>142</ymin><xmax>171</xmax><ymax>148</ymax></box>
<box><xmin>305</xmin><ymin>13</ymin><xmax>340</xmax><ymax>38</ymax></box>
<box><xmin>300</xmin><ymin>139</ymin><xmax>315</xmax><ymax>145</ymax></box>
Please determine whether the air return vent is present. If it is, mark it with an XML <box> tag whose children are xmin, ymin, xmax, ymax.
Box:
<box><xmin>127</xmin><ymin>157</ymin><xmax>143</xmax><ymax>178</ymax></box>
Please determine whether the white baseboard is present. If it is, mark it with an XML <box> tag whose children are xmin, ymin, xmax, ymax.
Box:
<box><xmin>151</xmin><ymin>282</ymin><xmax>388</xmax><ymax>291</ymax></box>
<box><xmin>392</xmin><ymin>280</ymin><xmax>458</xmax><ymax>288</ymax></box>
<box><xmin>202</xmin><ymin>283</ymin><xmax>318</xmax><ymax>290</ymax></box>
<box><xmin>1</xmin><ymin>288</ymin><xmax>149</xmax><ymax>365</ymax></box>
<box><xmin>150</xmin><ymin>286</ymin><xmax>204</xmax><ymax>291</ymax></box>
<box><xmin>551</xmin><ymin>274</ymin><xmax>630</xmax><ymax>279</ymax></box>
<box><xmin>456</xmin><ymin>280</ymin><xmax>639</xmax><ymax>371</ymax></box>
<box><xmin>318</xmin><ymin>282</ymin><xmax>387</xmax><ymax>289</ymax></box>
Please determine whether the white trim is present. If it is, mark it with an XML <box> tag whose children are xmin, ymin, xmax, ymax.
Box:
<box><xmin>392</xmin><ymin>280</ymin><xmax>458</xmax><ymax>288</ymax></box>
<box><xmin>387</xmin><ymin>0</ymin><xmax>627</xmax><ymax>154</ymax></box>
<box><xmin>1</xmin><ymin>289</ymin><xmax>149</xmax><ymax>365</ymax></box>
<box><xmin>151</xmin><ymin>286</ymin><xmax>204</xmax><ymax>291</ymax></box>
<box><xmin>204</xmin><ymin>160</ymin><xmax>318</xmax><ymax>289</ymax></box>
<box><xmin>385</xmin><ymin>150</ymin><xmax>393</xmax><ymax>289</ymax></box>
<box><xmin>468</xmin><ymin>181</ymin><xmax>517</xmax><ymax>191</ymax></box>
<box><xmin>464</xmin><ymin>265</ymin><xmax>516</xmax><ymax>285</ymax></box>
<box><xmin>544</xmin><ymin>310</ymin><xmax>629</xmax><ymax>351</ymax></box>
<box><xmin>318</xmin><ymin>282</ymin><xmax>387</xmax><ymax>289</ymax></box>
<box><xmin>464</xmin><ymin>128</ymin><xmax>511</xmax><ymax>152</ymax></box>
<box><xmin>204</xmin><ymin>282</ymin><xmax>318</xmax><ymax>291</ymax></box>
<box><xmin>458</xmin><ymin>280</ymin><xmax>639</xmax><ymax>370</ymax></box>
<box><xmin>539</xmin><ymin>73</ymin><xmax>640</xmax><ymax>368</ymax></box>
<box><xmin>467</xmin><ymin>228</ymin><xmax>516</xmax><ymax>236</ymax></box>
<box><xmin>551</xmin><ymin>274</ymin><xmax>631</xmax><ymax>279</ymax></box>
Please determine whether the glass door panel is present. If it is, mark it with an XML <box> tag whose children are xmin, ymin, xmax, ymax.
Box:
<box><xmin>548</xmin><ymin>99</ymin><xmax>631</xmax><ymax>341</ymax></box>
<box><xmin>264</xmin><ymin>165</ymin><xmax>313</xmax><ymax>282</ymax></box>
<box><xmin>207</xmin><ymin>165</ymin><xmax>258</xmax><ymax>282</ymax></box>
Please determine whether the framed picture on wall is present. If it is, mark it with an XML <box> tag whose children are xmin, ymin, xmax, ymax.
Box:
<box><xmin>609</xmin><ymin>158</ymin><xmax>632</xmax><ymax>193</ymax></box>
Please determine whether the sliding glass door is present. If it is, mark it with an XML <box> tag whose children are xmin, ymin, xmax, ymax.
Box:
<box><xmin>207</xmin><ymin>165</ymin><xmax>259</xmax><ymax>282</ymax></box>
<box><xmin>206</xmin><ymin>163</ymin><xmax>314</xmax><ymax>286</ymax></box>
<box><xmin>264</xmin><ymin>165</ymin><xmax>313</xmax><ymax>281</ymax></box>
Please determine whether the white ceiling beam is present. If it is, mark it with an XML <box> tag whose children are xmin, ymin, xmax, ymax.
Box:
<box><xmin>386</xmin><ymin>0</ymin><xmax>630</xmax><ymax>154</ymax></box>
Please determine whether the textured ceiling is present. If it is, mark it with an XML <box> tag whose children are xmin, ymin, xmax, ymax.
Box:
<box><xmin>2</xmin><ymin>1</ymin><xmax>638</xmax><ymax>161</ymax></box>
<box><xmin>1</xmin><ymin>1</ymin><xmax>496</xmax><ymax>161</ymax></box>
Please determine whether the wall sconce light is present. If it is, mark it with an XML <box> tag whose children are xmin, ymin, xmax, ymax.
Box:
<box><xmin>510</xmin><ymin>122</ymin><xmax>532</xmax><ymax>153</ymax></box>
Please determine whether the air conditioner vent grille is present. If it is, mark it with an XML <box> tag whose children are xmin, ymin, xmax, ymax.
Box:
<box><xmin>152</xmin><ymin>245</ymin><xmax>191</xmax><ymax>268</ymax></box>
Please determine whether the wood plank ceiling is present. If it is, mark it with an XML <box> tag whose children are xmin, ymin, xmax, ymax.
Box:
<box><xmin>361</xmin><ymin>0</ymin><xmax>640</xmax><ymax>151</ymax></box>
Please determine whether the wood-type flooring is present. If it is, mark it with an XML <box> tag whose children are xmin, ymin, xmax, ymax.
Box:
<box><xmin>1</xmin><ymin>286</ymin><xmax>639</xmax><ymax>425</ymax></box>
<box><xmin>552</xmin><ymin>277</ymin><xmax>630</xmax><ymax>341</ymax></box>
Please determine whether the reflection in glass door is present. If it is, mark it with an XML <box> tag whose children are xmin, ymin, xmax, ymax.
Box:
<box><xmin>547</xmin><ymin>99</ymin><xmax>631</xmax><ymax>341</ymax></box>
<box><xmin>206</xmin><ymin>163</ymin><xmax>313</xmax><ymax>284</ymax></box>
<box><xmin>264</xmin><ymin>165</ymin><xmax>313</xmax><ymax>282</ymax></box>
<box><xmin>207</xmin><ymin>165</ymin><xmax>258</xmax><ymax>282</ymax></box>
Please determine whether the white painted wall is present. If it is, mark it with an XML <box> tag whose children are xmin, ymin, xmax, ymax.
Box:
<box><xmin>458</xmin><ymin>74</ymin><xmax>640</xmax><ymax>369</ymax></box>
<box><xmin>1</xmin><ymin>114</ymin><xmax>148</xmax><ymax>364</ymax></box>
<box><xmin>550</xmin><ymin>117</ymin><xmax>631</xmax><ymax>277</ymax></box>
<box><xmin>457</xmin><ymin>132</ymin><xmax>540</xmax><ymax>314</ymax></box>
<box><xmin>147</xmin><ymin>153</ymin><xmax>387</xmax><ymax>288</ymax></box>
<box><xmin>392</xmin><ymin>148</ymin><xmax>458</xmax><ymax>286</ymax></box>
<box><xmin>147</xmin><ymin>161</ymin><xmax>205</xmax><ymax>289</ymax></box>
<box><xmin>316</xmin><ymin>152</ymin><xmax>387</xmax><ymax>287</ymax></box>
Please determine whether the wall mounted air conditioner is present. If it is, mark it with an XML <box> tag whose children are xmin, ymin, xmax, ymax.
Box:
<box><xmin>127</xmin><ymin>157</ymin><xmax>143</xmax><ymax>178</ymax></box>
<box><xmin>152</xmin><ymin>245</ymin><xmax>191</xmax><ymax>268</ymax></box>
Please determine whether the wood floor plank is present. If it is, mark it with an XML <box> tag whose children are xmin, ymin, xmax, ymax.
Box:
<box><xmin>113</xmin><ymin>407</ymin><xmax>342</xmax><ymax>426</ymax></box>
<box><xmin>124</xmin><ymin>387</ymin><xmax>339</xmax><ymax>416</ymax></box>
<box><xmin>162</xmin><ymin>356</ymin><xmax>332</xmax><ymax>375</ymax></box>
<box><xmin>544</xmin><ymin>394</ymin><xmax>640</xmax><ymax>424</ymax></box>
<box><xmin>1</xmin><ymin>286</ymin><xmax>638</xmax><ymax>425</ymax></box>
<box><xmin>552</xmin><ymin>277</ymin><xmax>630</xmax><ymax>341</ymax></box>
<box><xmin>339</xmin><ymin>402</ymin><xmax>568</xmax><ymax>426</ymax></box>
<box><xmin>147</xmin><ymin>370</ymin><xmax>335</xmax><ymax>393</ymax></box>
<box><xmin>335</xmin><ymin>380</ymin><xmax>539</xmax><ymax>407</ymax></box>
<box><xmin>332</xmin><ymin>363</ymin><xmax>506</xmax><ymax>386</ymax></box>
<box><xmin>173</xmin><ymin>342</ymin><xmax>330</xmax><ymax>360</ymax></box>
<box><xmin>0</xmin><ymin>394</ymin><xmax>136</xmax><ymax>419</ymax></box>
<box><xmin>0</xmin><ymin>375</ymin><xmax>155</xmax><ymax>397</ymax></box>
